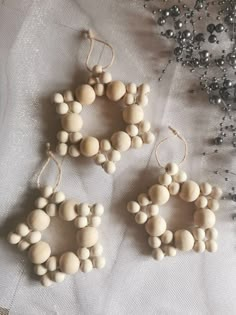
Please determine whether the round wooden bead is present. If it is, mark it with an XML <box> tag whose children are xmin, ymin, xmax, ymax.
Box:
<box><xmin>206</xmin><ymin>228</ymin><xmax>218</xmax><ymax>240</ymax></box>
<box><xmin>59</xmin><ymin>252</ymin><xmax>80</xmax><ymax>274</ymax></box>
<box><xmin>45</xmin><ymin>203</ymin><xmax>57</xmax><ymax>217</ymax></box>
<box><xmin>168</xmin><ymin>182</ymin><xmax>180</xmax><ymax>195</ymax></box>
<box><xmin>137</xmin><ymin>193</ymin><xmax>150</xmax><ymax>206</ymax></box>
<box><xmin>70</xmin><ymin>101</ymin><xmax>82</xmax><ymax>114</ymax></box>
<box><xmin>15</xmin><ymin>223</ymin><xmax>30</xmax><ymax>237</ymax></box>
<box><xmin>152</xmin><ymin>248</ymin><xmax>164</xmax><ymax>261</ymax></box>
<box><xmin>88</xmin><ymin>77</ymin><xmax>97</xmax><ymax>85</ymax></box>
<box><xmin>138</xmin><ymin>83</ymin><xmax>151</xmax><ymax>94</ymax></box>
<box><xmin>77</xmin><ymin>227</ymin><xmax>98</xmax><ymax>248</ymax></box>
<box><xmin>18</xmin><ymin>240</ymin><xmax>30</xmax><ymax>251</ymax></box>
<box><xmin>28</xmin><ymin>241</ymin><xmax>51</xmax><ymax>264</ymax></box>
<box><xmin>57</xmin><ymin>131</ymin><xmax>69</xmax><ymax>143</ymax></box>
<box><xmin>27</xmin><ymin>210</ymin><xmax>50</xmax><ymax>231</ymax></box>
<box><xmin>107</xmin><ymin>150</ymin><xmax>121</xmax><ymax>162</ymax></box>
<box><xmin>200</xmin><ymin>182</ymin><xmax>212</xmax><ymax>196</ymax></box>
<box><xmin>103</xmin><ymin>161</ymin><xmax>116</xmax><ymax>174</ymax></box>
<box><xmin>74</xmin><ymin>217</ymin><xmax>88</xmax><ymax>229</ymax></box>
<box><xmin>127</xmin><ymin>201</ymin><xmax>140</xmax><ymax>214</ymax></box>
<box><xmin>100</xmin><ymin>139</ymin><xmax>111</xmax><ymax>152</ymax></box>
<box><xmin>92</xmin><ymin>65</ymin><xmax>103</xmax><ymax>74</ymax></box>
<box><xmin>136</xmin><ymin>94</ymin><xmax>148</xmax><ymax>106</ymax></box>
<box><xmin>26</xmin><ymin>231</ymin><xmax>41</xmax><ymax>244</ymax></box>
<box><xmin>193</xmin><ymin>241</ymin><xmax>205</xmax><ymax>253</ymax></box>
<box><xmin>53</xmin><ymin>93</ymin><xmax>64</xmax><ymax>104</ymax></box>
<box><xmin>111</xmin><ymin>131</ymin><xmax>131</xmax><ymax>152</ymax></box>
<box><xmin>145</xmin><ymin>215</ymin><xmax>167</xmax><ymax>237</ymax></box>
<box><xmin>90</xmin><ymin>216</ymin><xmax>101</xmax><ymax>227</ymax></box>
<box><xmin>7</xmin><ymin>232</ymin><xmax>21</xmax><ymax>244</ymax></box>
<box><xmin>51</xmin><ymin>191</ymin><xmax>65</xmax><ymax>204</ymax></box>
<box><xmin>161</xmin><ymin>230</ymin><xmax>173</xmax><ymax>244</ymax></box>
<box><xmin>210</xmin><ymin>186</ymin><xmax>223</xmax><ymax>199</ymax></box>
<box><xmin>80</xmin><ymin>136</ymin><xmax>99</xmax><ymax>157</ymax></box>
<box><xmin>126</xmin><ymin>83</ymin><xmax>137</xmax><ymax>94</ymax></box>
<box><xmin>208</xmin><ymin>198</ymin><xmax>219</xmax><ymax>211</ymax></box>
<box><xmin>61</xmin><ymin>113</ymin><xmax>83</xmax><ymax>133</ymax></box>
<box><xmin>69</xmin><ymin>132</ymin><xmax>83</xmax><ymax>144</ymax></box>
<box><xmin>40</xmin><ymin>274</ymin><xmax>53</xmax><ymax>287</ymax></box>
<box><xmin>51</xmin><ymin>271</ymin><xmax>66</xmax><ymax>283</ymax></box>
<box><xmin>90</xmin><ymin>243</ymin><xmax>103</xmax><ymax>257</ymax></box>
<box><xmin>92</xmin><ymin>204</ymin><xmax>104</xmax><ymax>216</ymax></box>
<box><xmin>135</xmin><ymin>211</ymin><xmax>148</xmax><ymax>224</ymax></box>
<box><xmin>206</xmin><ymin>240</ymin><xmax>218</xmax><ymax>252</ymax></box>
<box><xmin>95</xmin><ymin>153</ymin><xmax>106</xmax><ymax>165</ymax></box>
<box><xmin>195</xmin><ymin>196</ymin><xmax>208</xmax><ymax>209</ymax></box>
<box><xmin>92</xmin><ymin>256</ymin><xmax>106</xmax><ymax>269</ymax></box>
<box><xmin>34</xmin><ymin>264</ymin><xmax>47</xmax><ymax>276</ymax></box>
<box><xmin>77</xmin><ymin>203</ymin><xmax>90</xmax><ymax>216</ymax></box>
<box><xmin>174</xmin><ymin>230</ymin><xmax>194</xmax><ymax>251</ymax></box>
<box><xmin>163</xmin><ymin>245</ymin><xmax>177</xmax><ymax>257</ymax></box>
<box><xmin>94</xmin><ymin>83</ymin><xmax>105</xmax><ymax>96</ymax></box>
<box><xmin>194</xmin><ymin>209</ymin><xmax>216</xmax><ymax>229</ymax></box>
<box><xmin>35</xmin><ymin>197</ymin><xmax>48</xmax><ymax>209</ymax></box>
<box><xmin>146</xmin><ymin>204</ymin><xmax>159</xmax><ymax>216</ymax></box>
<box><xmin>63</xmin><ymin>90</ymin><xmax>74</xmax><ymax>102</ymax></box>
<box><xmin>192</xmin><ymin>227</ymin><xmax>205</xmax><ymax>241</ymax></box>
<box><xmin>148</xmin><ymin>184</ymin><xmax>170</xmax><ymax>205</ymax></box>
<box><xmin>56</xmin><ymin>103</ymin><xmax>69</xmax><ymax>115</ymax></box>
<box><xmin>75</xmin><ymin>84</ymin><xmax>96</xmax><ymax>105</ymax></box>
<box><xmin>126</xmin><ymin>125</ymin><xmax>139</xmax><ymax>137</ymax></box>
<box><xmin>99</xmin><ymin>72</ymin><xmax>112</xmax><ymax>84</ymax></box>
<box><xmin>106</xmin><ymin>80</ymin><xmax>126</xmax><ymax>101</ymax></box>
<box><xmin>124</xmin><ymin>93</ymin><xmax>135</xmax><ymax>105</ymax></box>
<box><xmin>138</xmin><ymin>120</ymin><xmax>151</xmax><ymax>133</ymax></box>
<box><xmin>56</xmin><ymin>143</ymin><xmax>68</xmax><ymax>156</ymax></box>
<box><xmin>158</xmin><ymin>173</ymin><xmax>172</xmax><ymax>186</ymax></box>
<box><xmin>131</xmin><ymin>136</ymin><xmax>143</xmax><ymax>149</ymax></box>
<box><xmin>148</xmin><ymin>236</ymin><xmax>161</xmax><ymax>248</ymax></box>
<box><xmin>165</xmin><ymin>163</ymin><xmax>179</xmax><ymax>176</ymax></box>
<box><xmin>77</xmin><ymin>247</ymin><xmax>90</xmax><ymax>260</ymax></box>
<box><xmin>59</xmin><ymin>200</ymin><xmax>77</xmax><ymax>221</ymax></box>
<box><xmin>69</xmin><ymin>145</ymin><xmax>80</xmax><ymax>157</ymax></box>
<box><xmin>122</xmin><ymin>105</ymin><xmax>144</xmax><ymax>124</ymax></box>
<box><xmin>40</xmin><ymin>186</ymin><xmax>53</xmax><ymax>198</ymax></box>
<box><xmin>45</xmin><ymin>256</ymin><xmax>58</xmax><ymax>271</ymax></box>
<box><xmin>80</xmin><ymin>259</ymin><xmax>93</xmax><ymax>272</ymax></box>
<box><xmin>142</xmin><ymin>131</ymin><xmax>155</xmax><ymax>144</ymax></box>
<box><xmin>173</xmin><ymin>170</ymin><xmax>187</xmax><ymax>183</ymax></box>
<box><xmin>179</xmin><ymin>181</ymin><xmax>200</xmax><ymax>202</ymax></box>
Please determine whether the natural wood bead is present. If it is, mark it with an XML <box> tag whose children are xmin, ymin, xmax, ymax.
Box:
<box><xmin>50</xmin><ymin>191</ymin><xmax>65</xmax><ymax>204</ymax></box>
<box><xmin>195</xmin><ymin>196</ymin><xmax>208</xmax><ymax>209</ymax></box>
<box><xmin>200</xmin><ymin>182</ymin><xmax>212</xmax><ymax>196</ymax></box>
<box><xmin>145</xmin><ymin>215</ymin><xmax>167</xmax><ymax>236</ymax></box>
<box><xmin>40</xmin><ymin>274</ymin><xmax>53</xmax><ymax>287</ymax></box>
<box><xmin>56</xmin><ymin>143</ymin><xmax>68</xmax><ymax>156</ymax></box>
<box><xmin>15</xmin><ymin>223</ymin><xmax>30</xmax><ymax>237</ymax></box>
<box><xmin>124</xmin><ymin>93</ymin><xmax>135</xmax><ymax>105</ymax></box>
<box><xmin>27</xmin><ymin>210</ymin><xmax>50</xmax><ymax>231</ymax></box>
<box><xmin>163</xmin><ymin>245</ymin><xmax>177</xmax><ymax>257</ymax></box>
<box><xmin>77</xmin><ymin>247</ymin><xmax>90</xmax><ymax>260</ymax></box>
<box><xmin>136</xmin><ymin>94</ymin><xmax>148</xmax><ymax>106</ymax></box>
<box><xmin>138</xmin><ymin>83</ymin><xmax>151</xmax><ymax>94</ymax></box>
<box><xmin>7</xmin><ymin>232</ymin><xmax>21</xmax><ymax>245</ymax></box>
<box><xmin>76</xmin><ymin>227</ymin><xmax>98</xmax><ymax>248</ymax></box>
<box><xmin>174</xmin><ymin>230</ymin><xmax>194</xmax><ymax>251</ymax></box>
<box><xmin>92</xmin><ymin>204</ymin><xmax>104</xmax><ymax>217</ymax></box>
<box><xmin>100</xmin><ymin>139</ymin><xmax>112</xmax><ymax>152</ymax></box>
<box><xmin>77</xmin><ymin>203</ymin><xmax>90</xmax><ymax>216</ymax></box>
<box><xmin>90</xmin><ymin>216</ymin><xmax>101</xmax><ymax>227</ymax></box>
<box><xmin>206</xmin><ymin>240</ymin><xmax>218</xmax><ymax>252</ymax></box>
<box><xmin>210</xmin><ymin>186</ymin><xmax>223</xmax><ymax>199</ymax></box>
<box><xmin>126</xmin><ymin>124</ymin><xmax>139</xmax><ymax>137</ymax></box>
<box><xmin>63</xmin><ymin>90</ymin><xmax>74</xmax><ymax>102</ymax></box>
<box><xmin>70</xmin><ymin>101</ymin><xmax>82</xmax><ymax>114</ymax></box>
<box><xmin>135</xmin><ymin>211</ymin><xmax>148</xmax><ymax>224</ymax></box>
<box><xmin>131</xmin><ymin>136</ymin><xmax>143</xmax><ymax>149</ymax></box>
<box><xmin>61</xmin><ymin>113</ymin><xmax>83</xmax><ymax>133</ymax></box>
<box><xmin>94</xmin><ymin>83</ymin><xmax>105</xmax><ymax>96</ymax></box>
<box><xmin>137</xmin><ymin>193</ymin><xmax>150</xmax><ymax>206</ymax></box>
<box><xmin>45</xmin><ymin>256</ymin><xmax>58</xmax><ymax>271</ymax></box>
<box><xmin>165</xmin><ymin>163</ymin><xmax>179</xmax><ymax>176</ymax></box>
<box><xmin>127</xmin><ymin>201</ymin><xmax>140</xmax><ymax>214</ymax></box>
<box><xmin>138</xmin><ymin>120</ymin><xmax>151</xmax><ymax>133</ymax></box>
<box><xmin>168</xmin><ymin>182</ymin><xmax>180</xmax><ymax>195</ymax></box>
<box><xmin>146</xmin><ymin>204</ymin><xmax>159</xmax><ymax>216</ymax></box>
<box><xmin>35</xmin><ymin>197</ymin><xmax>48</xmax><ymax>209</ymax></box>
<box><xmin>74</xmin><ymin>217</ymin><xmax>88</xmax><ymax>229</ymax></box>
<box><xmin>173</xmin><ymin>170</ymin><xmax>187</xmax><ymax>183</ymax></box>
<box><xmin>111</xmin><ymin>131</ymin><xmax>131</xmax><ymax>152</ymax></box>
<box><xmin>107</xmin><ymin>150</ymin><xmax>121</xmax><ymax>162</ymax></box>
<box><xmin>152</xmin><ymin>248</ymin><xmax>164</xmax><ymax>261</ymax></box>
<box><xmin>193</xmin><ymin>241</ymin><xmax>205</xmax><ymax>253</ymax></box>
<box><xmin>56</xmin><ymin>102</ymin><xmax>69</xmax><ymax>115</ymax></box>
<box><xmin>69</xmin><ymin>145</ymin><xmax>80</xmax><ymax>157</ymax></box>
<box><xmin>126</xmin><ymin>83</ymin><xmax>137</xmax><ymax>94</ymax></box>
<box><xmin>206</xmin><ymin>228</ymin><xmax>218</xmax><ymax>240</ymax></box>
<box><xmin>59</xmin><ymin>200</ymin><xmax>77</xmax><ymax>221</ymax></box>
<box><xmin>57</xmin><ymin>130</ymin><xmax>68</xmax><ymax>144</ymax></box>
<box><xmin>59</xmin><ymin>252</ymin><xmax>80</xmax><ymax>274</ymax></box>
<box><xmin>69</xmin><ymin>132</ymin><xmax>83</xmax><ymax>144</ymax></box>
<box><xmin>158</xmin><ymin>173</ymin><xmax>172</xmax><ymax>186</ymax></box>
<box><xmin>207</xmin><ymin>198</ymin><xmax>220</xmax><ymax>211</ymax></box>
<box><xmin>92</xmin><ymin>65</ymin><xmax>103</xmax><ymax>74</ymax></box>
<box><xmin>26</xmin><ymin>231</ymin><xmax>41</xmax><ymax>244</ymax></box>
<box><xmin>179</xmin><ymin>181</ymin><xmax>200</xmax><ymax>202</ymax></box>
<box><xmin>92</xmin><ymin>256</ymin><xmax>106</xmax><ymax>269</ymax></box>
<box><xmin>90</xmin><ymin>243</ymin><xmax>103</xmax><ymax>257</ymax></box>
<box><xmin>88</xmin><ymin>77</ymin><xmax>97</xmax><ymax>85</ymax></box>
<box><xmin>194</xmin><ymin>209</ymin><xmax>216</xmax><ymax>229</ymax></box>
<box><xmin>95</xmin><ymin>153</ymin><xmax>106</xmax><ymax>165</ymax></box>
<box><xmin>103</xmin><ymin>161</ymin><xmax>116</xmax><ymax>174</ymax></box>
<box><xmin>192</xmin><ymin>227</ymin><xmax>205</xmax><ymax>241</ymax></box>
<box><xmin>161</xmin><ymin>230</ymin><xmax>173</xmax><ymax>244</ymax></box>
<box><xmin>142</xmin><ymin>131</ymin><xmax>155</xmax><ymax>144</ymax></box>
<box><xmin>18</xmin><ymin>240</ymin><xmax>30</xmax><ymax>251</ymax></box>
<box><xmin>80</xmin><ymin>136</ymin><xmax>99</xmax><ymax>157</ymax></box>
<box><xmin>75</xmin><ymin>84</ymin><xmax>96</xmax><ymax>105</ymax></box>
<box><xmin>28</xmin><ymin>241</ymin><xmax>51</xmax><ymax>264</ymax></box>
<box><xmin>148</xmin><ymin>236</ymin><xmax>161</xmax><ymax>248</ymax></box>
<box><xmin>51</xmin><ymin>271</ymin><xmax>66</xmax><ymax>283</ymax></box>
<box><xmin>34</xmin><ymin>264</ymin><xmax>47</xmax><ymax>276</ymax></box>
<box><xmin>53</xmin><ymin>93</ymin><xmax>64</xmax><ymax>104</ymax></box>
<box><xmin>45</xmin><ymin>203</ymin><xmax>57</xmax><ymax>217</ymax></box>
<box><xmin>80</xmin><ymin>259</ymin><xmax>93</xmax><ymax>272</ymax></box>
<box><xmin>148</xmin><ymin>184</ymin><xmax>170</xmax><ymax>205</ymax></box>
<box><xmin>40</xmin><ymin>185</ymin><xmax>53</xmax><ymax>198</ymax></box>
<box><xmin>106</xmin><ymin>80</ymin><xmax>126</xmax><ymax>101</ymax></box>
<box><xmin>99</xmin><ymin>72</ymin><xmax>112</xmax><ymax>84</ymax></box>
<box><xmin>123</xmin><ymin>105</ymin><xmax>144</xmax><ymax>124</ymax></box>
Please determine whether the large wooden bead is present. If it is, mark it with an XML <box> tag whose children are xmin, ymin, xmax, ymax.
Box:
<box><xmin>80</xmin><ymin>137</ymin><xmax>99</xmax><ymax>157</ymax></box>
<box><xmin>59</xmin><ymin>200</ymin><xmax>77</xmax><ymax>221</ymax></box>
<box><xmin>106</xmin><ymin>80</ymin><xmax>126</xmax><ymax>101</ymax></box>
<box><xmin>122</xmin><ymin>105</ymin><xmax>144</xmax><ymax>124</ymax></box>
<box><xmin>145</xmin><ymin>215</ymin><xmax>167</xmax><ymax>237</ymax></box>
<box><xmin>76</xmin><ymin>227</ymin><xmax>98</xmax><ymax>248</ymax></box>
<box><xmin>28</xmin><ymin>241</ymin><xmax>51</xmax><ymax>264</ymax></box>
<box><xmin>27</xmin><ymin>210</ymin><xmax>50</xmax><ymax>231</ymax></box>
<box><xmin>111</xmin><ymin>131</ymin><xmax>131</xmax><ymax>152</ymax></box>
<box><xmin>59</xmin><ymin>252</ymin><xmax>80</xmax><ymax>274</ymax></box>
<box><xmin>75</xmin><ymin>84</ymin><xmax>96</xmax><ymax>105</ymax></box>
<box><xmin>61</xmin><ymin>113</ymin><xmax>83</xmax><ymax>133</ymax></box>
<box><xmin>179</xmin><ymin>181</ymin><xmax>200</xmax><ymax>202</ymax></box>
<box><xmin>174</xmin><ymin>230</ymin><xmax>194</xmax><ymax>251</ymax></box>
<box><xmin>148</xmin><ymin>184</ymin><xmax>170</xmax><ymax>205</ymax></box>
<box><xmin>194</xmin><ymin>209</ymin><xmax>216</xmax><ymax>229</ymax></box>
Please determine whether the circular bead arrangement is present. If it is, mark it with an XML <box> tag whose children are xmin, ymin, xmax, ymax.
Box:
<box><xmin>7</xmin><ymin>186</ymin><xmax>105</xmax><ymax>286</ymax></box>
<box><xmin>52</xmin><ymin>65</ymin><xmax>155</xmax><ymax>174</ymax></box>
<box><xmin>127</xmin><ymin>163</ymin><xmax>222</xmax><ymax>261</ymax></box>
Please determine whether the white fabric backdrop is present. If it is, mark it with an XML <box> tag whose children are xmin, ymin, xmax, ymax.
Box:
<box><xmin>0</xmin><ymin>0</ymin><xmax>236</xmax><ymax>314</ymax></box>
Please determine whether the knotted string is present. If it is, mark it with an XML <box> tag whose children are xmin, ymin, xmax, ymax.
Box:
<box><xmin>84</xmin><ymin>29</ymin><xmax>115</xmax><ymax>72</ymax></box>
<box><xmin>155</xmin><ymin>126</ymin><xmax>188</xmax><ymax>168</ymax></box>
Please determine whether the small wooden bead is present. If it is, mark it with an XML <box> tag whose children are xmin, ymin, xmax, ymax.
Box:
<box><xmin>163</xmin><ymin>245</ymin><xmax>177</xmax><ymax>257</ymax></box>
<box><xmin>94</xmin><ymin>83</ymin><xmax>105</xmax><ymax>96</ymax></box>
<box><xmin>192</xmin><ymin>227</ymin><xmax>205</xmax><ymax>241</ymax></box>
<box><xmin>179</xmin><ymin>181</ymin><xmax>200</xmax><ymax>202</ymax></box>
<box><xmin>51</xmin><ymin>271</ymin><xmax>66</xmax><ymax>283</ymax></box>
<box><xmin>210</xmin><ymin>186</ymin><xmax>223</xmax><ymax>200</ymax></box>
<box><xmin>208</xmin><ymin>198</ymin><xmax>220</xmax><ymax>211</ymax></box>
<box><xmin>136</xmin><ymin>94</ymin><xmax>148</xmax><ymax>106</ymax></box>
<box><xmin>195</xmin><ymin>196</ymin><xmax>208</xmax><ymax>209</ymax></box>
<box><xmin>131</xmin><ymin>136</ymin><xmax>143</xmax><ymax>149</ymax></box>
<box><xmin>174</xmin><ymin>230</ymin><xmax>194</xmax><ymax>251</ymax></box>
<box><xmin>106</xmin><ymin>80</ymin><xmax>126</xmax><ymax>101</ymax></box>
<box><xmin>34</xmin><ymin>197</ymin><xmax>48</xmax><ymax>209</ymax></box>
<box><xmin>95</xmin><ymin>153</ymin><xmax>106</xmax><ymax>165</ymax></box>
<box><xmin>145</xmin><ymin>215</ymin><xmax>167</xmax><ymax>236</ymax></box>
<box><xmin>127</xmin><ymin>201</ymin><xmax>140</xmax><ymax>214</ymax></box>
<box><xmin>75</xmin><ymin>84</ymin><xmax>96</xmax><ymax>105</ymax></box>
<box><xmin>45</xmin><ymin>256</ymin><xmax>58</xmax><ymax>271</ymax></box>
<box><xmin>168</xmin><ymin>182</ymin><xmax>180</xmax><ymax>195</ymax></box>
<box><xmin>152</xmin><ymin>248</ymin><xmax>164</xmax><ymax>261</ymax></box>
<box><xmin>137</xmin><ymin>193</ymin><xmax>150</xmax><ymax>206</ymax></box>
<box><xmin>59</xmin><ymin>200</ymin><xmax>77</xmax><ymax>221</ymax></box>
<box><xmin>63</xmin><ymin>90</ymin><xmax>74</xmax><ymax>102</ymax></box>
<box><xmin>27</xmin><ymin>210</ymin><xmax>50</xmax><ymax>231</ymax></box>
<box><xmin>50</xmin><ymin>191</ymin><xmax>65</xmax><ymax>204</ymax></box>
<box><xmin>135</xmin><ymin>211</ymin><xmax>148</xmax><ymax>224</ymax></box>
<box><xmin>15</xmin><ymin>223</ymin><xmax>30</xmax><ymax>237</ymax></box>
<box><xmin>77</xmin><ymin>247</ymin><xmax>90</xmax><ymax>260</ymax></box>
<box><xmin>206</xmin><ymin>240</ymin><xmax>218</xmax><ymax>252</ymax></box>
<box><xmin>77</xmin><ymin>203</ymin><xmax>90</xmax><ymax>217</ymax></box>
<box><xmin>124</xmin><ymin>93</ymin><xmax>135</xmax><ymax>105</ymax></box>
<box><xmin>126</xmin><ymin>83</ymin><xmax>137</xmax><ymax>94</ymax></box>
<box><xmin>103</xmin><ymin>161</ymin><xmax>116</xmax><ymax>174</ymax></box>
<box><xmin>7</xmin><ymin>232</ymin><xmax>21</xmax><ymax>244</ymax></box>
<box><xmin>61</xmin><ymin>113</ymin><xmax>83</xmax><ymax>133</ymax></box>
<box><xmin>77</xmin><ymin>227</ymin><xmax>98</xmax><ymax>248</ymax></box>
<box><xmin>158</xmin><ymin>173</ymin><xmax>172</xmax><ymax>186</ymax></box>
<box><xmin>45</xmin><ymin>203</ymin><xmax>57</xmax><ymax>217</ymax></box>
<box><xmin>74</xmin><ymin>217</ymin><xmax>88</xmax><ymax>229</ymax></box>
<box><xmin>56</xmin><ymin>102</ymin><xmax>69</xmax><ymax>115</ymax></box>
<box><xmin>123</xmin><ymin>105</ymin><xmax>144</xmax><ymax>124</ymax></box>
<box><xmin>142</xmin><ymin>131</ymin><xmax>155</xmax><ymax>144</ymax></box>
<box><xmin>146</xmin><ymin>204</ymin><xmax>159</xmax><ymax>216</ymax></box>
<box><xmin>40</xmin><ymin>185</ymin><xmax>53</xmax><ymax>198</ymax></box>
<box><xmin>138</xmin><ymin>83</ymin><xmax>151</xmax><ymax>95</ymax></box>
<box><xmin>90</xmin><ymin>216</ymin><xmax>101</xmax><ymax>227</ymax></box>
<box><xmin>99</xmin><ymin>72</ymin><xmax>112</xmax><ymax>84</ymax></box>
<box><xmin>59</xmin><ymin>252</ymin><xmax>80</xmax><ymax>274</ymax></box>
<box><xmin>107</xmin><ymin>150</ymin><xmax>121</xmax><ymax>162</ymax></box>
<box><xmin>165</xmin><ymin>163</ymin><xmax>179</xmax><ymax>176</ymax></box>
<box><xmin>88</xmin><ymin>77</ymin><xmax>97</xmax><ymax>85</ymax></box>
<box><xmin>53</xmin><ymin>93</ymin><xmax>64</xmax><ymax>104</ymax></box>
<box><xmin>40</xmin><ymin>274</ymin><xmax>53</xmax><ymax>287</ymax></box>
<box><xmin>126</xmin><ymin>124</ymin><xmax>139</xmax><ymax>137</ymax></box>
<box><xmin>100</xmin><ymin>139</ymin><xmax>112</xmax><ymax>152</ymax></box>
<box><xmin>18</xmin><ymin>240</ymin><xmax>30</xmax><ymax>251</ymax></box>
<box><xmin>161</xmin><ymin>230</ymin><xmax>173</xmax><ymax>244</ymax></box>
<box><xmin>148</xmin><ymin>184</ymin><xmax>170</xmax><ymax>205</ymax></box>
<box><xmin>173</xmin><ymin>170</ymin><xmax>187</xmax><ymax>183</ymax></box>
<box><xmin>90</xmin><ymin>243</ymin><xmax>103</xmax><ymax>257</ymax></box>
<box><xmin>92</xmin><ymin>204</ymin><xmax>104</xmax><ymax>216</ymax></box>
<box><xmin>26</xmin><ymin>231</ymin><xmax>41</xmax><ymax>244</ymax></box>
<box><xmin>92</xmin><ymin>256</ymin><xmax>106</xmax><ymax>269</ymax></box>
<box><xmin>56</xmin><ymin>143</ymin><xmax>68</xmax><ymax>156</ymax></box>
<box><xmin>111</xmin><ymin>131</ymin><xmax>131</xmax><ymax>152</ymax></box>
<box><xmin>70</xmin><ymin>101</ymin><xmax>82</xmax><ymax>114</ymax></box>
<box><xmin>69</xmin><ymin>132</ymin><xmax>83</xmax><ymax>144</ymax></box>
<box><xmin>92</xmin><ymin>65</ymin><xmax>103</xmax><ymax>74</ymax></box>
<box><xmin>148</xmin><ymin>236</ymin><xmax>161</xmax><ymax>248</ymax></box>
<box><xmin>193</xmin><ymin>241</ymin><xmax>205</xmax><ymax>253</ymax></box>
<box><xmin>80</xmin><ymin>259</ymin><xmax>93</xmax><ymax>272</ymax></box>
<box><xmin>206</xmin><ymin>228</ymin><xmax>218</xmax><ymax>240</ymax></box>
<box><xmin>69</xmin><ymin>145</ymin><xmax>80</xmax><ymax>157</ymax></box>
<box><xmin>200</xmin><ymin>182</ymin><xmax>212</xmax><ymax>196</ymax></box>
<box><xmin>194</xmin><ymin>209</ymin><xmax>216</xmax><ymax>229</ymax></box>
<box><xmin>34</xmin><ymin>264</ymin><xmax>47</xmax><ymax>276</ymax></box>
<box><xmin>138</xmin><ymin>120</ymin><xmax>151</xmax><ymax>133</ymax></box>
<box><xmin>80</xmin><ymin>136</ymin><xmax>99</xmax><ymax>157</ymax></box>
<box><xmin>28</xmin><ymin>241</ymin><xmax>51</xmax><ymax>264</ymax></box>
<box><xmin>57</xmin><ymin>131</ymin><xmax>69</xmax><ymax>143</ymax></box>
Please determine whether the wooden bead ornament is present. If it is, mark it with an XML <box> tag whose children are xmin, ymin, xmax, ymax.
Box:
<box><xmin>126</xmin><ymin>126</ymin><xmax>221</xmax><ymax>261</ymax></box>
<box><xmin>52</xmin><ymin>30</ymin><xmax>154</xmax><ymax>174</ymax></box>
<box><xmin>7</xmin><ymin>144</ymin><xmax>105</xmax><ymax>286</ymax></box>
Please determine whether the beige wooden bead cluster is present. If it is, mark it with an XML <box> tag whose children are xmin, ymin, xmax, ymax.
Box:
<box><xmin>7</xmin><ymin>186</ymin><xmax>105</xmax><ymax>287</ymax></box>
<box><xmin>52</xmin><ymin>64</ymin><xmax>155</xmax><ymax>174</ymax></box>
<box><xmin>127</xmin><ymin>162</ymin><xmax>222</xmax><ymax>261</ymax></box>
